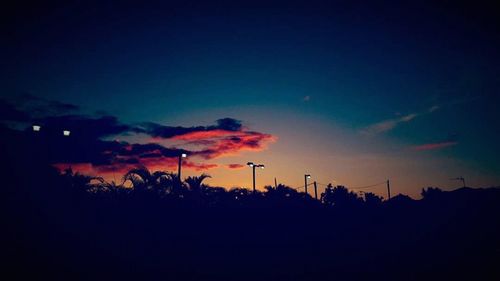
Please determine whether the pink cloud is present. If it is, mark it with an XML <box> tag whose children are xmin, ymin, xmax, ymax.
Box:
<box><xmin>171</xmin><ymin>129</ymin><xmax>236</xmax><ymax>141</ymax></box>
<box><xmin>51</xmin><ymin>118</ymin><xmax>275</xmax><ymax>178</ymax></box>
<box><xmin>226</xmin><ymin>164</ymin><xmax>245</xmax><ymax>169</ymax></box>
<box><xmin>411</xmin><ymin>141</ymin><xmax>458</xmax><ymax>151</ymax></box>
<box><xmin>53</xmin><ymin>156</ymin><xmax>218</xmax><ymax>178</ymax></box>
<box><xmin>195</xmin><ymin>132</ymin><xmax>277</xmax><ymax>159</ymax></box>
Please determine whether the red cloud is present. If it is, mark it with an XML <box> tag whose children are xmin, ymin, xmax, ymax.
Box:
<box><xmin>226</xmin><ymin>164</ymin><xmax>245</xmax><ymax>169</ymax></box>
<box><xmin>50</xmin><ymin>117</ymin><xmax>275</xmax><ymax>178</ymax></box>
<box><xmin>183</xmin><ymin>161</ymin><xmax>218</xmax><ymax>171</ymax></box>
<box><xmin>195</xmin><ymin>132</ymin><xmax>277</xmax><ymax>159</ymax></box>
<box><xmin>171</xmin><ymin>129</ymin><xmax>236</xmax><ymax>141</ymax></box>
<box><xmin>412</xmin><ymin>141</ymin><xmax>458</xmax><ymax>151</ymax></box>
<box><xmin>53</xmin><ymin>156</ymin><xmax>218</xmax><ymax>178</ymax></box>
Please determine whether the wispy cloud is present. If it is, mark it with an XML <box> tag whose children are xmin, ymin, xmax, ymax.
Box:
<box><xmin>411</xmin><ymin>141</ymin><xmax>458</xmax><ymax>151</ymax></box>
<box><xmin>360</xmin><ymin>105</ymin><xmax>439</xmax><ymax>136</ymax></box>
<box><xmin>428</xmin><ymin>105</ymin><xmax>440</xmax><ymax>112</ymax></box>
<box><xmin>361</xmin><ymin>113</ymin><xmax>419</xmax><ymax>135</ymax></box>
<box><xmin>226</xmin><ymin>164</ymin><xmax>245</xmax><ymax>169</ymax></box>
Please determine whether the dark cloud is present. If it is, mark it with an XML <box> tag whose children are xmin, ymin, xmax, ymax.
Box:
<box><xmin>47</xmin><ymin>100</ymin><xmax>80</xmax><ymax>112</ymax></box>
<box><xmin>32</xmin><ymin>115</ymin><xmax>131</xmax><ymax>140</ymax></box>
<box><xmin>215</xmin><ymin>118</ymin><xmax>242</xmax><ymax>131</ymax></box>
<box><xmin>13</xmin><ymin>93</ymin><xmax>80</xmax><ymax>116</ymax></box>
<box><xmin>0</xmin><ymin>99</ymin><xmax>30</xmax><ymax>122</ymax></box>
<box><xmin>4</xmin><ymin>100</ymin><xmax>275</xmax><ymax>175</ymax></box>
<box><xmin>137</xmin><ymin>118</ymin><xmax>242</xmax><ymax>139</ymax></box>
<box><xmin>1</xmin><ymin>94</ymin><xmax>80</xmax><ymax>127</ymax></box>
<box><xmin>117</xmin><ymin>143</ymin><xmax>182</xmax><ymax>158</ymax></box>
<box><xmin>193</xmin><ymin>131</ymin><xmax>276</xmax><ymax>159</ymax></box>
<box><xmin>226</xmin><ymin>164</ymin><xmax>245</xmax><ymax>169</ymax></box>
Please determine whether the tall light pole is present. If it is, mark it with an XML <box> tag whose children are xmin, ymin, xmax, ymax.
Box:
<box><xmin>178</xmin><ymin>152</ymin><xmax>187</xmax><ymax>187</ymax></box>
<box><xmin>247</xmin><ymin>162</ymin><xmax>264</xmax><ymax>193</ymax></box>
<box><xmin>304</xmin><ymin>174</ymin><xmax>311</xmax><ymax>195</ymax></box>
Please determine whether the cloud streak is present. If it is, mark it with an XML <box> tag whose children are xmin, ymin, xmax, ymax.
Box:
<box><xmin>361</xmin><ymin>113</ymin><xmax>418</xmax><ymax>135</ymax></box>
<box><xmin>411</xmin><ymin>141</ymin><xmax>458</xmax><ymax>151</ymax></box>
<box><xmin>360</xmin><ymin>106</ymin><xmax>438</xmax><ymax>136</ymax></box>
<box><xmin>137</xmin><ymin>118</ymin><xmax>242</xmax><ymax>139</ymax></box>
<box><xmin>226</xmin><ymin>164</ymin><xmax>245</xmax><ymax>169</ymax></box>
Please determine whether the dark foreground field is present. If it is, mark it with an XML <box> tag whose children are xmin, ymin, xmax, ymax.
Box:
<box><xmin>3</xmin><ymin>173</ymin><xmax>500</xmax><ymax>280</ymax></box>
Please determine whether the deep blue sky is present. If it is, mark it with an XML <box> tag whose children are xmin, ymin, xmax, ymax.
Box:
<box><xmin>2</xmin><ymin>1</ymin><xmax>499</xmax><ymax>196</ymax></box>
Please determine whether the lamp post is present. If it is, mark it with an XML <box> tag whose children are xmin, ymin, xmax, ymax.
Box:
<box><xmin>178</xmin><ymin>152</ymin><xmax>187</xmax><ymax>187</ymax></box>
<box><xmin>247</xmin><ymin>162</ymin><xmax>264</xmax><ymax>193</ymax></box>
<box><xmin>304</xmin><ymin>174</ymin><xmax>311</xmax><ymax>195</ymax></box>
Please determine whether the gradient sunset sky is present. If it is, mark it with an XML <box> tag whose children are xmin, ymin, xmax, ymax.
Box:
<box><xmin>2</xmin><ymin>1</ymin><xmax>499</xmax><ymax>198</ymax></box>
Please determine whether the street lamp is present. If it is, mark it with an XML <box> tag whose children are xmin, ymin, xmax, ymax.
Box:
<box><xmin>178</xmin><ymin>152</ymin><xmax>187</xmax><ymax>186</ymax></box>
<box><xmin>32</xmin><ymin>125</ymin><xmax>41</xmax><ymax>132</ymax></box>
<box><xmin>63</xmin><ymin>130</ymin><xmax>71</xmax><ymax>136</ymax></box>
<box><xmin>304</xmin><ymin>174</ymin><xmax>311</xmax><ymax>195</ymax></box>
<box><xmin>247</xmin><ymin>162</ymin><xmax>264</xmax><ymax>193</ymax></box>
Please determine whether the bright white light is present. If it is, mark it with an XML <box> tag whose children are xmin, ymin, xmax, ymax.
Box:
<box><xmin>306</xmin><ymin>175</ymin><xmax>311</xmax><ymax>179</ymax></box>
<box><xmin>181</xmin><ymin>153</ymin><xmax>187</xmax><ymax>158</ymax></box>
<box><xmin>32</xmin><ymin>125</ymin><xmax>41</xmax><ymax>132</ymax></box>
<box><xmin>247</xmin><ymin>162</ymin><xmax>254</xmax><ymax>167</ymax></box>
<box><xmin>260</xmin><ymin>166</ymin><xmax>265</xmax><ymax>169</ymax></box>
<box><xmin>63</xmin><ymin>130</ymin><xmax>71</xmax><ymax>136</ymax></box>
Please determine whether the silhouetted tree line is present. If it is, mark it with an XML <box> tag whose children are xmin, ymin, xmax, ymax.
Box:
<box><xmin>56</xmin><ymin>166</ymin><xmax>392</xmax><ymax>209</ymax></box>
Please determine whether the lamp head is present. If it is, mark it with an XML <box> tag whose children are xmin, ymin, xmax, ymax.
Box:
<box><xmin>247</xmin><ymin>162</ymin><xmax>254</xmax><ymax>167</ymax></box>
<box><xmin>306</xmin><ymin>174</ymin><xmax>311</xmax><ymax>179</ymax></box>
<box><xmin>63</xmin><ymin>130</ymin><xmax>71</xmax><ymax>136</ymax></box>
<box><xmin>181</xmin><ymin>153</ymin><xmax>187</xmax><ymax>158</ymax></box>
<box><xmin>32</xmin><ymin>125</ymin><xmax>41</xmax><ymax>132</ymax></box>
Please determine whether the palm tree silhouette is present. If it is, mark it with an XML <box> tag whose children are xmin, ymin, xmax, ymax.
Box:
<box><xmin>94</xmin><ymin>180</ymin><xmax>129</xmax><ymax>196</ymax></box>
<box><xmin>123</xmin><ymin>165</ymin><xmax>171</xmax><ymax>193</ymax></box>
<box><xmin>185</xmin><ymin>173</ymin><xmax>211</xmax><ymax>192</ymax></box>
<box><xmin>63</xmin><ymin>167</ymin><xmax>104</xmax><ymax>193</ymax></box>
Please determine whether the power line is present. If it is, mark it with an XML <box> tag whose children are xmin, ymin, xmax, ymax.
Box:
<box><xmin>350</xmin><ymin>181</ymin><xmax>387</xmax><ymax>189</ymax></box>
<box><xmin>291</xmin><ymin>180</ymin><xmax>387</xmax><ymax>192</ymax></box>
<box><xmin>315</xmin><ymin>181</ymin><xmax>387</xmax><ymax>190</ymax></box>
<box><xmin>294</xmin><ymin>182</ymin><xmax>314</xmax><ymax>190</ymax></box>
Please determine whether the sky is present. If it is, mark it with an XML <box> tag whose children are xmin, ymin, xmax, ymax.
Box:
<box><xmin>2</xmin><ymin>1</ymin><xmax>500</xmax><ymax>198</ymax></box>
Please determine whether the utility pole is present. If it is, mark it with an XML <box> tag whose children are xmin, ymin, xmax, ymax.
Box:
<box><xmin>386</xmin><ymin>179</ymin><xmax>391</xmax><ymax>200</ymax></box>
<box><xmin>252</xmin><ymin>165</ymin><xmax>256</xmax><ymax>193</ymax></box>
<box><xmin>314</xmin><ymin>181</ymin><xmax>318</xmax><ymax>200</ymax></box>
<box><xmin>450</xmin><ymin>177</ymin><xmax>466</xmax><ymax>188</ymax></box>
